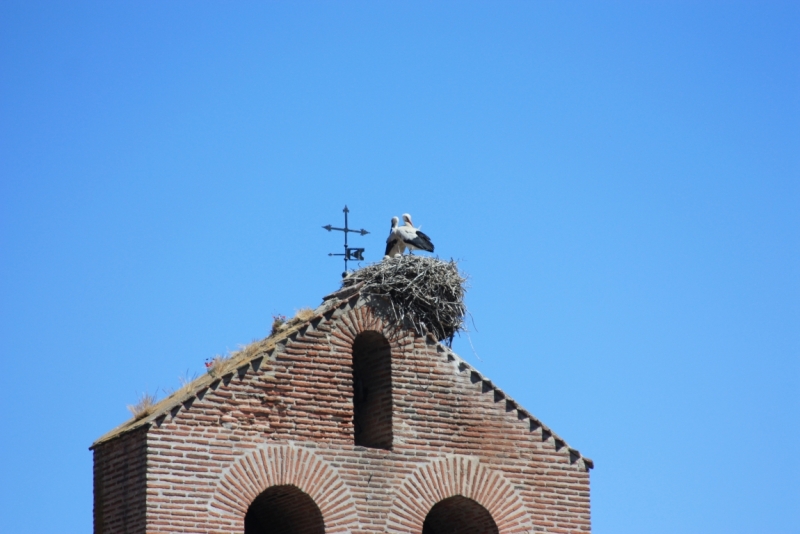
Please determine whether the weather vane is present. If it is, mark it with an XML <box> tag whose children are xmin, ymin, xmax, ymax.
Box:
<box><xmin>323</xmin><ymin>205</ymin><xmax>369</xmax><ymax>276</ymax></box>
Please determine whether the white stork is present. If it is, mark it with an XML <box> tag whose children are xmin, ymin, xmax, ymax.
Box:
<box><xmin>397</xmin><ymin>213</ymin><xmax>434</xmax><ymax>254</ymax></box>
<box><xmin>384</xmin><ymin>216</ymin><xmax>404</xmax><ymax>258</ymax></box>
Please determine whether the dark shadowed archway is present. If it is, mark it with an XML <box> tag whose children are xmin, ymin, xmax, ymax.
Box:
<box><xmin>244</xmin><ymin>485</ymin><xmax>324</xmax><ymax>534</ymax></box>
<box><xmin>352</xmin><ymin>330</ymin><xmax>393</xmax><ymax>449</ymax></box>
<box><xmin>422</xmin><ymin>495</ymin><xmax>499</xmax><ymax>534</ymax></box>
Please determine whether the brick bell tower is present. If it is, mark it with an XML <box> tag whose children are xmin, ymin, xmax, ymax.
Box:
<box><xmin>92</xmin><ymin>258</ymin><xmax>592</xmax><ymax>533</ymax></box>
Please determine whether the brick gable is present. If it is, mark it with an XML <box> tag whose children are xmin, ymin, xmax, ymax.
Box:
<box><xmin>92</xmin><ymin>289</ymin><xmax>592</xmax><ymax>533</ymax></box>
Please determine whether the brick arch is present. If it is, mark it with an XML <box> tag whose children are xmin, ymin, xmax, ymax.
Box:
<box><xmin>386</xmin><ymin>455</ymin><xmax>534</xmax><ymax>534</ymax></box>
<box><xmin>330</xmin><ymin>306</ymin><xmax>414</xmax><ymax>352</ymax></box>
<box><xmin>209</xmin><ymin>444</ymin><xmax>360</xmax><ymax>533</ymax></box>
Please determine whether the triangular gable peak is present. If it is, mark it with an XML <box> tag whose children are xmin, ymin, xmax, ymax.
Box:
<box><xmin>92</xmin><ymin>283</ymin><xmax>592</xmax><ymax>534</ymax></box>
<box><xmin>92</xmin><ymin>283</ymin><xmax>592</xmax><ymax>471</ymax></box>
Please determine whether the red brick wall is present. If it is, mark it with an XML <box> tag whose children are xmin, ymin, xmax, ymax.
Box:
<box><xmin>96</xmin><ymin>294</ymin><xmax>591</xmax><ymax>533</ymax></box>
<box><xmin>93</xmin><ymin>425</ymin><xmax>147</xmax><ymax>534</ymax></box>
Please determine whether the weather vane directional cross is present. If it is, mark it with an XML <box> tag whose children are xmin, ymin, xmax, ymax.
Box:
<box><xmin>323</xmin><ymin>205</ymin><xmax>369</xmax><ymax>276</ymax></box>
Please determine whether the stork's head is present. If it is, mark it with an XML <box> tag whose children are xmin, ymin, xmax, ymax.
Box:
<box><xmin>390</xmin><ymin>216</ymin><xmax>399</xmax><ymax>228</ymax></box>
<box><xmin>402</xmin><ymin>213</ymin><xmax>413</xmax><ymax>226</ymax></box>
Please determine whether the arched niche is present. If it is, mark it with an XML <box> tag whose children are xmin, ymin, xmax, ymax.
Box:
<box><xmin>244</xmin><ymin>484</ymin><xmax>325</xmax><ymax>534</ymax></box>
<box><xmin>385</xmin><ymin>455</ymin><xmax>534</xmax><ymax>533</ymax></box>
<box><xmin>423</xmin><ymin>495</ymin><xmax>499</xmax><ymax>534</ymax></box>
<box><xmin>352</xmin><ymin>330</ymin><xmax>393</xmax><ymax>449</ymax></box>
<box><xmin>209</xmin><ymin>444</ymin><xmax>359</xmax><ymax>532</ymax></box>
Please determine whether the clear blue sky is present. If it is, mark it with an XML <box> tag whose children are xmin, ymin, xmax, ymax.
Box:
<box><xmin>1</xmin><ymin>2</ymin><xmax>797</xmax><ymax>533</ymax></box>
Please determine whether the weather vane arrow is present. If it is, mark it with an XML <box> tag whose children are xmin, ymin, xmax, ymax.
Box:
<box><xmin>323</xmin><ymin>205</ymin><xmax>369</xmax><ymax>276</ymax></box>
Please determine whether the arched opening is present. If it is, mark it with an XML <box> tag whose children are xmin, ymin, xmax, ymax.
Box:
<box><xmin>352</xmin><ymin>330</ymin><xmax>393</xmax><ymax>449</ymax></box>
<box><xmin>244</xmin><ymin>485</ymin><xmax>325</xmax><ymax>534</ymax></box>
<box><xmin>422</xmin><ymin>495</ymin><xmax>499</xmax><ymax>534</ymax></box>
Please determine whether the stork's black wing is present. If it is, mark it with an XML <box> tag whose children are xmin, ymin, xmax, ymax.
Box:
<box><xmin>405</xmin><ymin>230</ymin><xmax>434</xmax><ymax>252</ymax></box>
<box><xmin>385</xmin><ymin>239</ymin><xmax>398</xmax><ymax>256</ymax></box>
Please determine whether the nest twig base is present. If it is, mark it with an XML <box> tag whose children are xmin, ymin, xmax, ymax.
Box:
<box><xmin>342</xmin><ymin>255</ymin><xmax>467</xmax><ymax>344</ymax></box>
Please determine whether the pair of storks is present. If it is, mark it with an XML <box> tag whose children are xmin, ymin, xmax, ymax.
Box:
<box><xmin>384</xmin><ymin>213</ymin><xmax>434</xmax><ymax>258</ymax></box>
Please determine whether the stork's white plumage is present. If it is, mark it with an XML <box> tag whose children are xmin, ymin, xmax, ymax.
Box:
<box><xmin>397</xmin><ymin>213</ymin><xmax>434</xmax><ymax>254</ymax></box>
<box><xmin>384</xmin><ymin>216</ymin><xmax>404</xmax><ymax>258</ymax></box>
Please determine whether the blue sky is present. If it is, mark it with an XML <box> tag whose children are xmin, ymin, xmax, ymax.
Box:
<box><xmin>1</xmin><ymin>2</ymin><xmax>798</xmax><ymax>533</ymax></box>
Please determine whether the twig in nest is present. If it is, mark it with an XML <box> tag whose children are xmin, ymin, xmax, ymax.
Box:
<box><xmin>343</xmin><ymin>256</ymin><xmax>468</xmax><ymax>343</ymax></box>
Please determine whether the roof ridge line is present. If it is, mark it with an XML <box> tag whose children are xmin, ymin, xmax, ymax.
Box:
<box><xmin>91</xmin><ymin>288</ymin><xmax>593</xmax><ymax>472</ymax></box>
<box><xmin>90</xmin><ymin>290</ymin><xmax>353</xmax><ymax>449</ymax></box>
<box><xmin>434</xmin><ymin>339</ymin><xmax>594</xmax><ymax>471</ymax></box>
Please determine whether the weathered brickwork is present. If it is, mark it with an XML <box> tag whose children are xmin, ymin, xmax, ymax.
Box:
<box><xmin>93</xmin><ymin>425</ymin><xmax>147</xmax><ymax>534</ymax></box>
<box><xmin>93</xmin><ymin>290</ymin><xmax>592</xmax><ymax>533</ymax></box>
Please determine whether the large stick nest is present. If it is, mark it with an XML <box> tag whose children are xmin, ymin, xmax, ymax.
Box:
<box><xmin>342</xmin><ymin>255</ymin><xmax>468</xmax><ymax>343</ymax></box>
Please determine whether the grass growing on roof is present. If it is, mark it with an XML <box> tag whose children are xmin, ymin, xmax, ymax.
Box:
<box><xmin>294</xmin><ymin>307</ymin><xmax>315</xmax><ymax>322</ymax></box>
<box><xmin>127</xmin><ymin>392</ymin><xmax>158</xmax><ymax>420</ymax></box>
